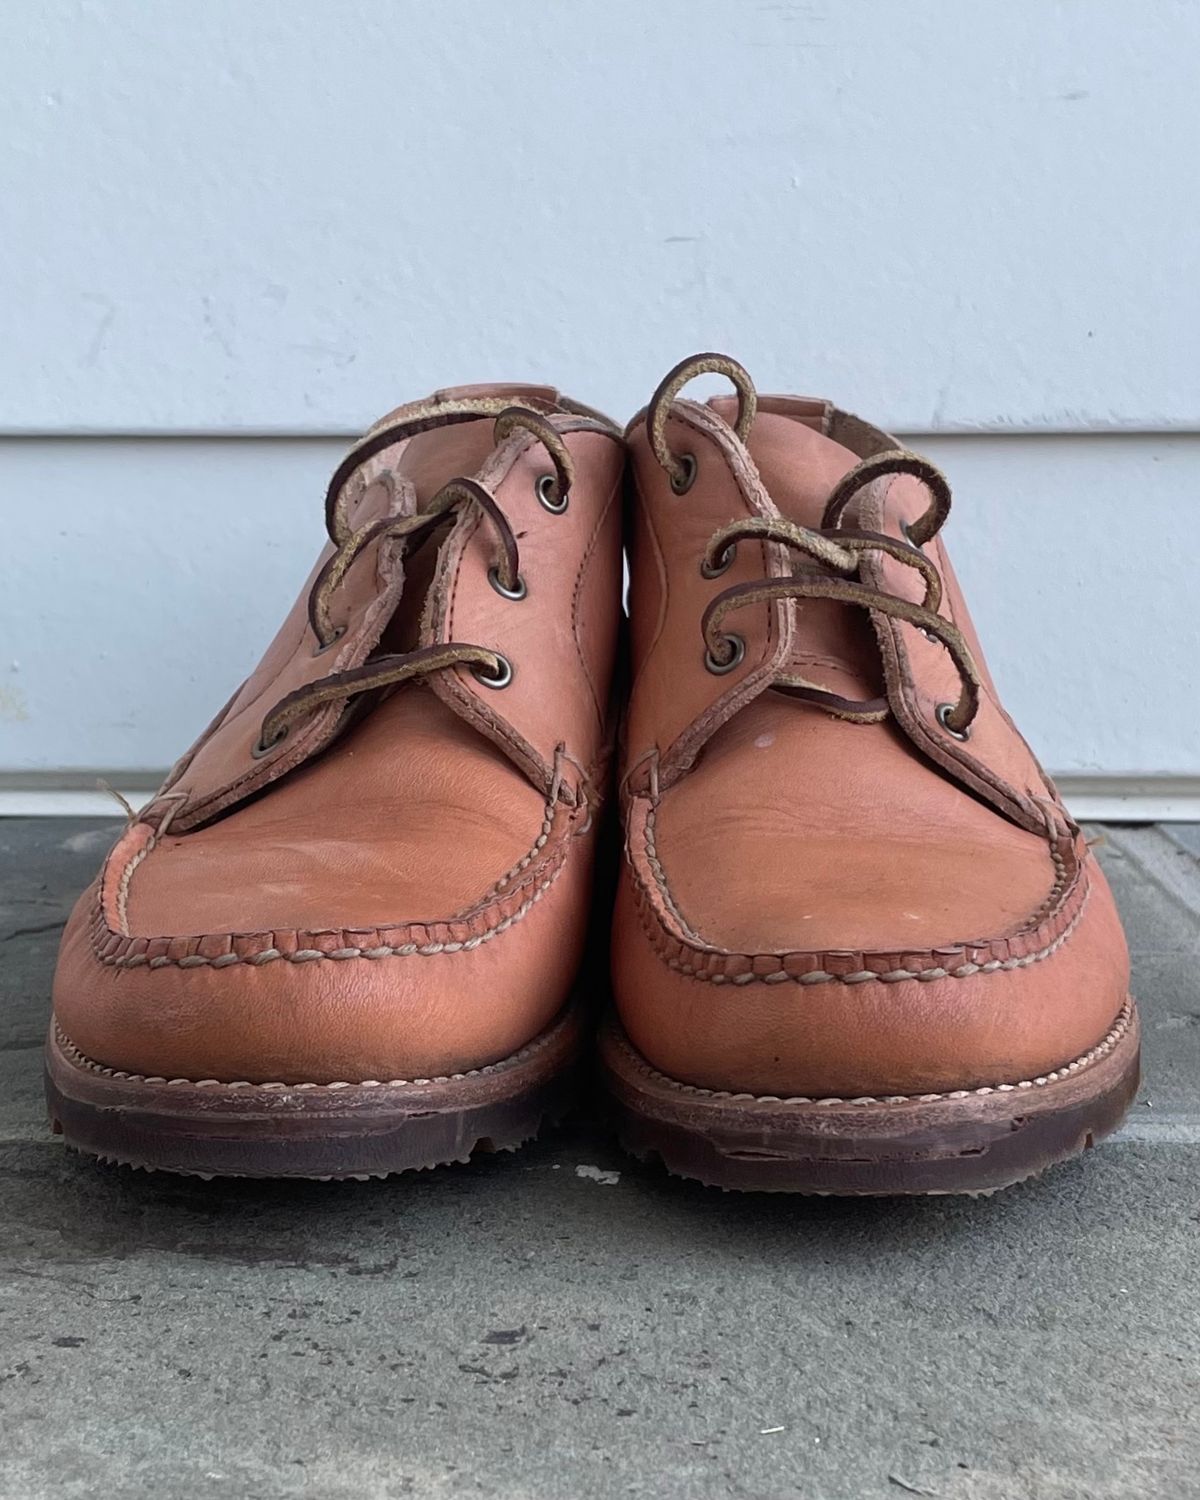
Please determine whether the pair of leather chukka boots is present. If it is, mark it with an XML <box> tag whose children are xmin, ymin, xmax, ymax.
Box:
<box><xmin>48</xmin><ymin>354</ymin><xmax>1139</xmax><ymax>1194</ymax></box>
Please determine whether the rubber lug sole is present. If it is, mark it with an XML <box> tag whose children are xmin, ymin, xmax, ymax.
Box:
<box><xmin>598</xmin><ymin>1001</ymin><xmax>1141</xmax><ymax>1196</ymax></box>
<box><xmin>45</xmin><ymin>1001</ymin><xmax>583</xmax><ymax>1181</ymax></box>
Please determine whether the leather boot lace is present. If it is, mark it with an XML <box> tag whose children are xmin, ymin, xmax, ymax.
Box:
<box><xmin>646</xmin><ymin>353</ymin><xmax>982</xmax><ymax>739</ymax></box>
<box><xmin>252</xmin><ymin>405</ymin><xmax>572</xmax><ymax>756</ymax></box>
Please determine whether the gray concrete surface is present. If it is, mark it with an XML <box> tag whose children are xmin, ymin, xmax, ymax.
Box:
<box><xmin>1</xmin><ymin>819</ymin><xmax>1198</xmax><ymax>1500</ymax></box>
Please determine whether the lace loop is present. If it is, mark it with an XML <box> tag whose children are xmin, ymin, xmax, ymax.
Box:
<box><xmin>821</xmin><ymin>450</ymin><xmax>951</xmax><ymax>547</ymax></box>
<box><xmin>256</xmin><ymin>403</ymin><xmax>574</xmax><ymax>758</ymax></box>
<box><xmin>425</xmin><ymin>478</ymin><xmax>523</xmax><ymax>594</ymax></box>
<box><xmin>820</xmin><ymin>527</ymin><xmax>944</xmax><ymax>613</ymax></box>
<box><xmin>697</xmin><ymin>445</ymin><xmax>975</xmax><ymax>730</ymax></box>
<box><xmin>324</xmin><ymin>417</ymin><xmax>429</xmax><ymax>546</ymax></box>
<box><xmin>306</xmin><ymin>480</ymin><xmax>521</xmax><ymax>649</ymax></box>
<box><xmin>701</xmin><ymin>516</ymin><xmax>945</xmax><ymax>615</ymax></box>
<box><xmin>493</xmin><ymin>407</ymin><xmax>575</xmax><ymax>506</ymax></box>
<box><xmin>700</xmin><ymin>571</ymin><xmax>980</xmax><ymax>735</ymax></box>
<box><xmin>308</xmin><ymin>511</ymin><xmax>414</xmax><ymax>647</ymax></box>
<box><xmin>647</xmin><ymin>352</ymin><xmax>757</xmax><ymax>491</ymax></box>
<box><xmin>258</xmin><ymin>643</ymin><xmax>506</xmax><ymax>749</ymax></box>
<box><xmin>702</xmin><ymin>517</ymin><xmax>858</xmax><ymax>579</ymax></box>
<box><xmin>322</xmin><ymin>402</ymin><xmax>537</xmax><ymax>545</ymax></box>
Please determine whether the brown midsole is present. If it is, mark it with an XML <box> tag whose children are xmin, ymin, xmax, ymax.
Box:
<box><xmin>598</xmin><ymin>1001</ymin><xmax>1141</xmax><ymax>1193</ymax></box>
<box><xmin>46</xmin><ymin>1001</ymin><xmax>584</xmax><ymax>1178</ymax></box>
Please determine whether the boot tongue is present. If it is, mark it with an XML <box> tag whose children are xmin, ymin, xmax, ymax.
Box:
<box><xmin>707</xmin><ymin>394</ymin><xmax>887</xmax><ymax>716</ymax></box>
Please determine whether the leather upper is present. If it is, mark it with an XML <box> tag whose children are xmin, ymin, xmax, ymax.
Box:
<box><xmin>612</xmin><ymin>360</ymin><xmax>1131</xmax><ymax>1097</ymax></box>
<box><xmin>53</xmin><ymin>384</ymin><xmax>624</xmax><ymax>1084</ymax></box>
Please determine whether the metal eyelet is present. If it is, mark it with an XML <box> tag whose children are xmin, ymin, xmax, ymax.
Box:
<box><xmin>537</xmin><ymin>473</ymin><xmax>568</xmax><ymax>514</ymax></box>
<box><xmin>936</xmin><ymin>701</ymin><xmax>971</xmax><ymax>741</ymax></box>
<box><xmin>704</xmin><ymin>633</ymin><xmax>746</xmax><ymax>675</ymax></box>
<box><xmin>488</xmin><ymin>567</ymin><xmax>527</xmax><ymax>601</ymax></box>
<box><xmin>471</xmin><ymin>654</ymin><xmax>513</xmax><ymax>690</ymax></box>
<box><xmin>312</xmin><ymin>625</ymin><xmax>347</xmax><ymax>656</ymax></box>
<box><xmin>700</xmin><ymin>544</ymin><xmax>735</xmax><ymax>580</ymax></box>
<box><xmin>250</xmin><ymin>724</ymin><xmax>289</xmax><ymax>759</ymax></box>
<box><xmin>670</xmin><ymin>453</ymin><xmax>698</xmax><ymax>496</ymax></box>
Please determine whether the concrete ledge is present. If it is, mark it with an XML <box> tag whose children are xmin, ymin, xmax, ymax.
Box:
<box><xmin>1</xmin><ymin>814</ymin><xmax>1197</xmax><ymax>1498</ymax></box>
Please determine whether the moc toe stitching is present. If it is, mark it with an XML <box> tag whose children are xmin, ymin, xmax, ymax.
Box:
<box><xmin>56</xmin><ymin>802</ymin><xmax>590</xmax><ymax>1086</ymax></box>
<box><xmin>87</xmin><ymin>814</ymin><xmax>576</xmax><ymax>971</ymax></box>
<box><xmin>627</xmin><ymin>795</ymin><xmax>1091</xmax><ymax>984</ymax></box>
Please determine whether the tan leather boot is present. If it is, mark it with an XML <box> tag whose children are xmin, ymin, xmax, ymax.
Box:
<box><xmin>604</xmin><ymin>353</ymin><xmax>1138</xmax><ymax>1194</ymax></box>
<box><xmin>49</xmin><ymin>383</ymin><xmax>624</xmax><ymax>1178</ymax></box>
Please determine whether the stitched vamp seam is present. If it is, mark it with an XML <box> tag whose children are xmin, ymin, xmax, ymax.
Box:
<box><xmin>90</xmin><ymin>814</ymin><xmax>579</xmax><ymax>972</ymax></box>
<box><xmin>627</xmin><ymin>798</ymin><xmax>1093</xmax><ymax>986</ymax></box>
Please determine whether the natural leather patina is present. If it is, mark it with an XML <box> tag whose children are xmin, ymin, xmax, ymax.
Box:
<box><xmin>606</xmin><ymin>354</ymin><xmax>1136</xmax><ymax>1191</ymax></box>
<box><xmin>50</xmin><ymin>382</ymin><xmax>623</xmax><ymax>1174</ymax></box>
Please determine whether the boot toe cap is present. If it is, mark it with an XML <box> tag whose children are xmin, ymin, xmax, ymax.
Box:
<box><xmin>613</xmin><ymin>798</ymin><xmax>1131</xmax><ymax>1099</ymax></box>
<box><xmin>54</xmin><ymin>812</ymin><xmax>591</xmax><ymax>1086</ymax></box>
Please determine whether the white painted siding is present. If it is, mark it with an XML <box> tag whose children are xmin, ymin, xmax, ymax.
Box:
<box><xmin>4</xmin><ymin>433</ymin><xmax>1195</xmax><ymax>781</ymax></box>
<box><xmin>0</xmin><ymin>1</ymin><xmax>1197</xmax><ymax>788</ymax></box>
